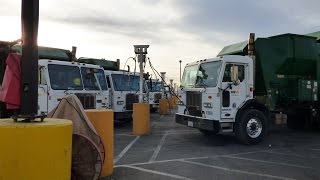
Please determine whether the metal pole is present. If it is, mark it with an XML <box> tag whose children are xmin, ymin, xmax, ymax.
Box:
<box><xmin>134</xmin><ymin>45</ymin><xmax>149</xmax><ymax>103</ymax></box>
<box><xmin>138</xmin><ymin>55</ymin><xmax>144</xmax><ymax>103</ymax></box>
<box><xmin>20</xmin><ymin>0</ymin><xmax>39</xmax><ymax>116</ymax></box>
<box><xmin>170</xmin><ymin>79</ymin><xmax>173</xmax><ymax>89</ymax></box>
<box><xmin>160</xmin><ymin>72</ymin><xmax>166</xmax><ymax>98</ymax></box>
<box><xmin>179</xmin><ymin>60</ymin><xmax>182</xmax><ymax>82</ymax></box>
<box><xmin>248</xmin><ymin>33</ymin><xmax>255</xmax><ymax>90</ymax></box>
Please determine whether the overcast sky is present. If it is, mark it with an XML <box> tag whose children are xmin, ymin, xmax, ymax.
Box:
<box><xmin>0</xmin><ymin>0</ymin><xmax>319</xmax><ymax>84</ymax></box>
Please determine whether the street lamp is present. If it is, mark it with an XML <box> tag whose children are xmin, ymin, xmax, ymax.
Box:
<box><xmin>179</xmin><ymin>60</ymin><xmax>182</xmax><ymax>83</ymax></box>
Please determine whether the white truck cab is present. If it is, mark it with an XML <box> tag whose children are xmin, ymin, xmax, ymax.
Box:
<box><xmin>104</xmin><ymin>70</ymin><xmax>140</xmax><ymax>122</ymax></box>
<box><xmin>145</xmin><ymin>79</ymin><xmax>162</xmax><ymax>112</ymax></box>
<box><xmin>38</xmin><ymin>59</ymin><xmax>109</xmax><ymax>114</ymax></box>
<box><xmin>176</xmin><ymin>55</ymin><xmax>268</xmax><ymax>144</ymax></box>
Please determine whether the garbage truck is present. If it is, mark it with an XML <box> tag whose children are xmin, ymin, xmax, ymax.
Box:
<box><xmin>175</xmin><ymin>32</ymin><xmax>320</xmax><ymax>144</ymax></box>
<box><xmin>78</xmin><ymin>58</ymin><xmax>140</xmax><ymax>122</ymax></box>
<box><xmin>0</xmin><ymin>42</ymin><xmax>109</xmax><ymax>117</ymax></box>
<box><xmin>145</xmin><ymin>79</ymin><xmax>162</xmax><ymax>112</ymax></box>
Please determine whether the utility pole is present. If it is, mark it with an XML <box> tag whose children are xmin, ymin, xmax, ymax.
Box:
<box><xmin>134</xmin><ymin>45</ymin><xmax>149</xmax><ymax>103</ymax></box>
<box><xmin>20</xmin><ymin>0</ymin><xmax>39</xmax><ymax>117</ymax></box>
<box><xmin>132</xmin><ymin>45</ymin><xmax>150</xmax><ymax>136</ymax></box>
<box><xmin>160</xmin><ymin>72</ymin><xmax>166</xmax><ymax>98</ymax></box>
<box><xmin>179</xmin><ymin>60</ymin><xmax>182</xmax><ymax>83</ymax></box>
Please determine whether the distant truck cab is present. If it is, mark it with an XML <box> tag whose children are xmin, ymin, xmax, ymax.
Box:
<box><xmin>0</xmin><ymin>44</ymin><xmax>109</xmax><ymax>117</ymax></box>
<box><xmin>38</xmin><ymin>59</ymin><xmax>109</xmax><ymax>114</ymax></box>
<box><xmin>78</xmin><ymin>57</ymin><xmax>140</xmax><ymax>123</ymax></box>
<box><xmin>145</xmin><ymin>79</ymin><xmax>162</xmax><ymax>112</ymax></box>
<box><xmin>104</xmin><ymin>70</ymin><xmax>140</xmax><ymax>122</ymax></box>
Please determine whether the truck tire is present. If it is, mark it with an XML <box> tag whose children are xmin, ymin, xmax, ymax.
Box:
<box><xmin>235</xmin><ymin>109</ymin><xmax>268</xmax><ymax>145</ymax></box>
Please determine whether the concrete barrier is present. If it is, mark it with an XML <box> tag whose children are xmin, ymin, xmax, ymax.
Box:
<box><xmin>0</xmin><ymin>118</ymin><xmax>72</xmax><ymax>180</ymax></box>
<box><xmin>159</xmin><ymin>99</ymin><xmax>170</xmax><ymax>115</ymax></box>
<box><xmin>85</xmin><ymin>109</ymin><xmax>114</xmax><ymax>177</ymax></box>
<box><xmin>133</xmin><ymin>103</ymin><xmax>150</xmax><ymax>135</ymax></box>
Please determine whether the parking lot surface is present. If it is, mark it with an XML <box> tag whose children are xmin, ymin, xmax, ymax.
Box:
<box><xmin>106</xmin><ymin>110</ymin><xmax>320</xmax><ymax>180</ymax></box>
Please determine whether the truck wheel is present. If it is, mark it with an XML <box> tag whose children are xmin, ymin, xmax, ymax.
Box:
<box><xmin>235</xmin><ymin>109</ymin><xmax>268</xmax><ymax>145</ymax></box>
<box><xmin>198</xmin><ymin>129</ymin><xmax>218</xmax><ymax>136</ymax></box>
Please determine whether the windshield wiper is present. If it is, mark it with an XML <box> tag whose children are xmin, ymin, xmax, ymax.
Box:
<box><xmin>195</xmin><ymin>82</ymin><xmax>207</xmax><ymax>90</ymax></box>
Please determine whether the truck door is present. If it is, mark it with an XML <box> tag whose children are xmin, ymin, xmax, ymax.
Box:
<box><xmin>106</xmin><ymin>75</ymin><xmax>113</xmax><ymax>108</ymax></box>
<box><xmin>221</xmin><ymin>63</ymin><xmax>247</xmax><ymax>119</ymax></box>
<box><xmin>38</xmin><ymin>65</ymin><xmax>48</xmax><ymax>114</ymax></box>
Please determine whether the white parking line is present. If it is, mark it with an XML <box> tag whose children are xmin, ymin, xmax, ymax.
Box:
<box><xmin>265</xmin><ymin>151</ymin><xmax>320</xmax><ymax>159</ymax></box>
<box><xmin>116</xmin><ymin>149</ymin><xmax>270</xmax><ymax>167</ymax></box>
<box><xmin>180</xmin><ymin>160</ymin><xmax>295</xmax><ymax>180</ymax></box>
<box><xmin>114</xmin><ymin>136</ymin><xmax>140</xmax><ymax>164</ymax></box>
<box><xmin>120</xmin><ymin>165</ymin><xmax>194</xmax><ymax>180</ymax></box>
<box><xmin>223</xmin><ymin>155</ymin><xmax>313</xmax><ymax>169</ymax></box>
<box><xmin>308</xmin><ymin>148</ymin><xmax>320</xmax><ymax>151</ymax></box>
<box><xmin>149</xmin><ymin>132</ymin><xmax>168</xmax><ymax>162</ymax></box>
<box><xmin>151</xmin><ymin>122</ymin><xmax>156</xmax><ymax>128</ymax></box>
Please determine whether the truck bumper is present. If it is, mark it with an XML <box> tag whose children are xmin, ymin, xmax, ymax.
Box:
<box><xmin>114</xmin><ymin>111</ymin><xmax>133</xmax><ymax>122</ymax></box>
<box><xmin>150</xmin><ymin>103</ymin><xmax>159</xmax><ymax>109</ymax></box>
<box><xmin>175</xmin><ymin>113</ymin><xmax>216</xmax><ymax>131</ymax></box>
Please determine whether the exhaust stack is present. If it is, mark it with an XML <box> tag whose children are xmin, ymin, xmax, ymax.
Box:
<box><xmin>71</xmin><ymin>46</ymin><xmax>77</xmax><ymax>61</ymax></box>
<box><xmin>248</xmin><ymin>33</ymin><xmax>255</xmax><ymax>89</ymax></box>
<box><xmin>116</xmin><ymin>59</ymin><xmax>120</xmax><ymax>71</ymax></box>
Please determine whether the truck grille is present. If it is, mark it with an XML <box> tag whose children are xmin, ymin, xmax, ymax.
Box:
<box><xmin>75</xmin><ymin>93</ymin><xmax>96</xmax><ymax>109</ymax></box>
<box><xmin>186</xmin><ymin>91</ymin><xmax>202</xmax><ymax>117</ymax></box>
<box><xmin>126</xmin><ymin>93</ymin><xmax>139</xmax><ymax>110</ymax></box>
<box><xmin>154</xmin><ymin>93</ymin><xmax>162</xmax><ymax>103</ymax></box>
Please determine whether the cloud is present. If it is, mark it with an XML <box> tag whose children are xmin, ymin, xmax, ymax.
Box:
<box><xmin>170</xmin><ymin>0</ymin><xmax>320</xmax><ymax>43</ymax></box>
<box><xmin>1</xmin><ymin>0</ymin><xmax>319</xmax><ymax>83</ymax></box>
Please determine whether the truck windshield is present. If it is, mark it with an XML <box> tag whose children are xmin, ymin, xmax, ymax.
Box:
<box><xmin>81</xmin><ymin>67</ymin><xmax>107</xmax><ymax>91</ymax></box>
<box><xmin>147</xmin><ymin>81</ymin><xmax>162</xmax><ymax>92</ymax></box>
<box><xmin>181</xmin><ymin>61</ymin><xmax>222</xmax><ymax>88</ymax></box>
<box><xmin>95</xmin><ymin>69</ymin><xmax>108</xmax><ymax>90</ymax></box>
<box><xmin>48</xmin><ymin>64</ymin><xmax>83</xmax><ymax>90</ymax></box>
<box><xmin>111</xmin><ymin>74</ymin><xmax>140</xmax><ymax>91</ymax></box>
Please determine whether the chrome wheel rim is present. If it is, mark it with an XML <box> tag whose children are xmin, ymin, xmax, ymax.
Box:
<box><xmin>246</xmin><ymin>118</ymin><xmax>262</xmax><ymax>138</ymax></box>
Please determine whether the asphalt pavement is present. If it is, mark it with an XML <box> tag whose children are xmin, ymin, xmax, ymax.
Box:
<box><xmin>103</xmin><ymin>109</ymin><xmax>320</xmax><ymax>180</ymax></box>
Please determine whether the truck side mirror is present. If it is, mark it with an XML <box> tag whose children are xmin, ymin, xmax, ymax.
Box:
<box><xmin>231</xmin><ymin>65</ymin><xmax>240</xmax><ymax>85</ymax></box>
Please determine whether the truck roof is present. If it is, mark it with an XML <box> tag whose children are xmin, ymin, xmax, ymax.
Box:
<box><xmin>12</xmin><ymin>45</ymin><xmax>72</xmax><ymax>61</ymax></box>
<box><xmin>185</xmin><ymin>55</ymin><xmax>252</xmax><ymax>67</ymax></box>
<box><xmin>217</xmin><ymin>31</ymin><xmax>320</xmax><ymax>56</ymax></box>
<box><xmin>104</xmin><ymin>70</ymin><xmax>140</xmax><ymax>76</ymax></box>
<box><xmin>39</xmin><ymin>59</ymin><xmax>104</xmax><ymax>69</ymax></box>
<box><xmin>78</xmin><ymin>57</ymin><xmax>119</xmax><ymax>71</ymax></box>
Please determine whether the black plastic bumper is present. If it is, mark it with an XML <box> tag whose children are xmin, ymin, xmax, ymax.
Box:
<box><xmin>115</xmin><ymin>111</ymin><xmax>132</xmax><ymax>121</ymax></box>
<box><xmin>175</xmin><ymin>113</ymin><xmax>215</xmax><ymax>131</ymax></box>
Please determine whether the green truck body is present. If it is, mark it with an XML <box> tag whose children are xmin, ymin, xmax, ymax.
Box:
<box><xmin>218</xmin><ymin>33</ymin><xmax>320</xmax><ymax>111</ymax></box>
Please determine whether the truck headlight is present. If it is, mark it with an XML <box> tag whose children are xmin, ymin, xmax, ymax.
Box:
<box><xmin>203</xmin><ymin>102</ymin><xmax>212</xmax><ymax>108</ymax></box>
<box><xmin>117</xmin><ymin>101</ymin><xmax>124</xmax><ymax>105</ymax></box>
<box><xmin>178</xmin><ymin>100</ymin><xmax>184</xmax><ymax>105</ymax></box>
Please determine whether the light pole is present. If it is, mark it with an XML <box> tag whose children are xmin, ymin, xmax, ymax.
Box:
<box><xmin>179</xmin><ymin>60</ymin><xmax>182</xmax><ymax>83</ymax></box>
<box><xmin>20</xmin><ymin>0</ymin><xmax>39</xmax><ymax>117</ymax></box>
<box><xmin>134</xmin><ymin>45</ymin><xmax>149</xmax><ymax>103</ymax></box>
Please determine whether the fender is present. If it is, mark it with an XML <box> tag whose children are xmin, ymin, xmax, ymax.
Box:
<box><xmin>236</xmin><ymin>99</ymin><xmax>270</xmax><ymax>120</ymax></box>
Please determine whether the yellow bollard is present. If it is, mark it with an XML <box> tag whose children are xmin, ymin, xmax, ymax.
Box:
<box><xmin>159</xmin><ymin>99</ymin><xmax>170</xmax><ymax>115</ymax></box>
<box><xmin>0</xmin><ymin>118</ymin><xmax>72</xmax><ymax>180</ymax></box>
<box><xmin>133</xmin><ymin>103</ymin><xmax>150</xmax><ymax>135</ymax></box>
<box><xmin>85</xmin><ymin>109</ymin><xmax>114</xmax><ymax>177</ymax></box>
<box><xmin>174</xmin><ymin>96</ymin><xmax>179</xmax><ymax>105</ymax></box>
<box><xmin>168</xmin><ymin>97</ymin><xmax>174</xmax><ymax>108</ymax></box>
